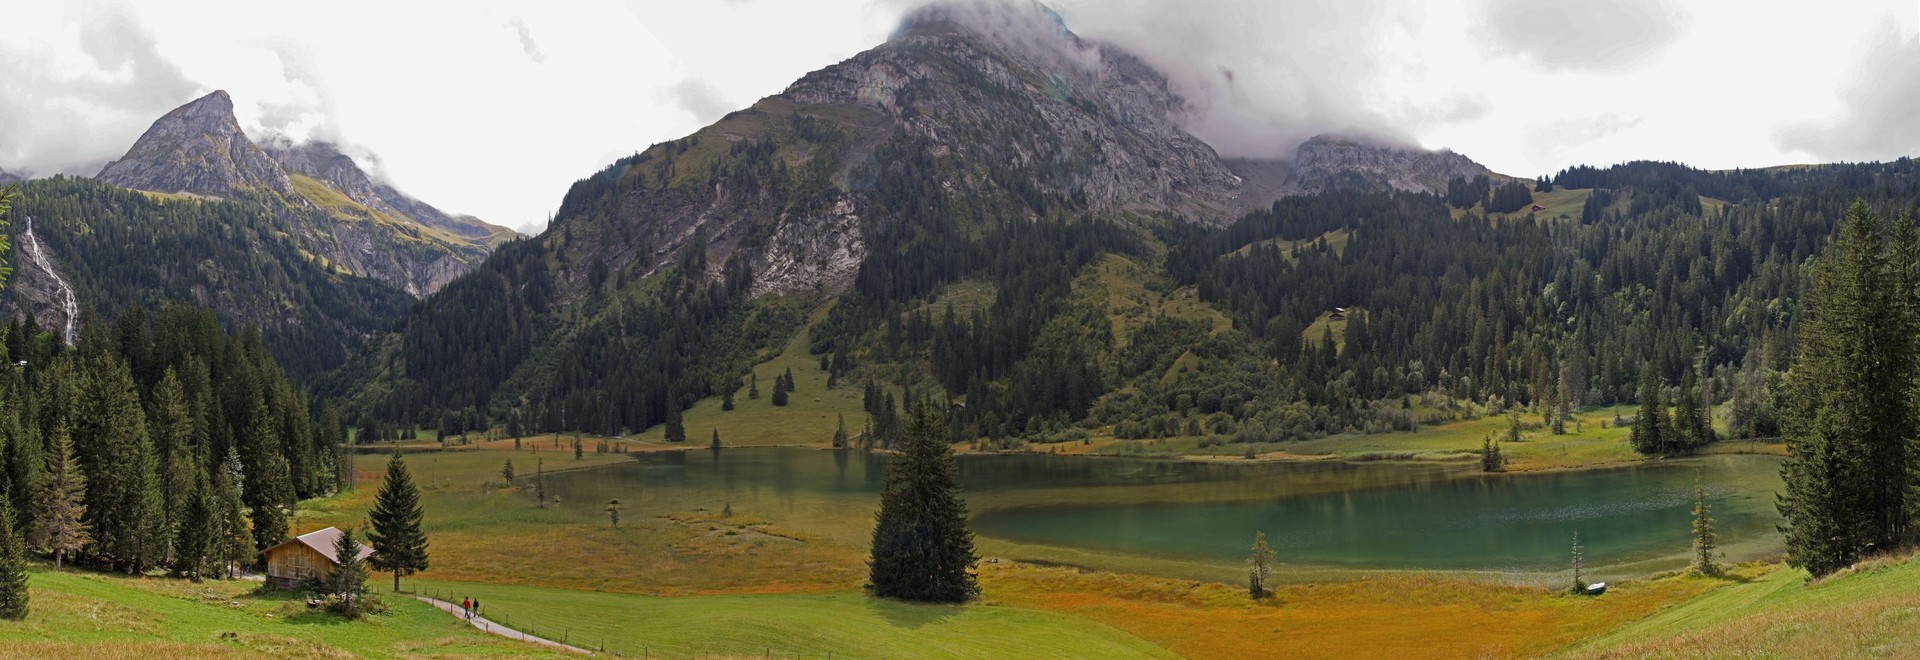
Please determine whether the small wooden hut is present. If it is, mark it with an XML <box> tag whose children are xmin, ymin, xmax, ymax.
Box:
<box><xmin>260</xmin><ymin>526</ymin><xmax>374</xmax><ymax>589</ymax></box>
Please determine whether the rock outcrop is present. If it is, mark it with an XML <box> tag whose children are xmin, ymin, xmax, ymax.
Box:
<box><xmin>1290</xmin><ymin>134</ymin><xmax>1493</xmax><ymax>195</ymax></box>
<box><xmin>96</xmin><ymin>90</ymin><xmax>294</xmax><ymax>198</ymax></box>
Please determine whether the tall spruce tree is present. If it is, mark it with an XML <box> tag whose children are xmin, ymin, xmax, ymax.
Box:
<box><xmin>1671</xmin><ymin>368</ymin><xmax>1709</xmax><ymax>454</ymax></box>
<box><xmin>30</xmin><ymin>420</ymin><xmax>88</xmax><ymax>568</ymax></box>
<box><xmin>75</xmin><ymin>352</ymin><xmax>161</xmax><ymax>573</ymax></box>
<box><xmin>241</xmin><ymin>396</ymin><xmax>293</xmax><ymax>555</ymax></box>
<box><xmin>664</xmin><ymin>405</ymin><xmax>686</xmax><ymax>442</ymax></box>
<box><xmin>1692</xmin><ymin>477</ymin><xmax>1720</xmax><ymax>576</ymax></box>
<box><xmin>0</xmin><ymin>495</ymin><xmax>27</xmax><ymax>620</ymax></box>
<box><xmin>212</xmin><ymin>452</ymin><xmax>251</xmax><ymax>578</ymax></box>
<box><xmin>1629</xmin><ymin>364</ymin><xmax>1668</xmax><ymax>455</ymax></box>
<box><xmin>1779</xmin><ymin>202</ymin><xmax>1920</xmax><ymax>576</ymax></box>
<box><xmin>869</xmin><ymin>400</ymin><xmax>978</xmax><ymax>602</ymax></box>
<box><xmin>367</xmin><ymin>452</ymin><xmax>429</xmax><ymax>591</ymax></box>
<box><xmin>0</xmin><ymin>384</ymin><xmax>39</xmax><ymax>552</ymax></box>
<box><xmin>149</xmin><ymin>369</ymin><xmax>194</xmax><ymax>564</ymax></box>
<box><xmin>172</xmin><ymin>473</ymin><xmax>214</xmax><ymax>580</ymax></box>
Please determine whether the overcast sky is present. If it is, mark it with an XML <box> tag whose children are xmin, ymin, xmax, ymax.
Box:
<box><xmin>2</xmin><ymin>0</ymin><xmax>1916</xmax><ymax>233</ymax></box>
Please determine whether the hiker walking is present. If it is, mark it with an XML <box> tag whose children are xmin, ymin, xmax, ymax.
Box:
<box><xmin>462</xmin><ymin>596</ymin><xmax>472</xmax><ymax>618</ymax></box>
<box><xmin>472</xmin><ymin>598</ymin><xmax>481</xmax><ymax>618</ymax></box>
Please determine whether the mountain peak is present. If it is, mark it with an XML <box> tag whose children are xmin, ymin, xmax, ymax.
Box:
<box><xmin>182</xmin><ymin>89</ymin><xmax>234</xmax><ymax>113</ymax></box>
<box><xmin>96</xmin><ymin>89</ymin><xmax>293</xmax><ymax>198</ymax></box>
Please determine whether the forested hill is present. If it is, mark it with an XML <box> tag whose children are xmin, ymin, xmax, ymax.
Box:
<box><xmin>2</xmin><ymin>177</ymin><xmax>414</xmax><ymax>380</ymax></box>
<box><xmin>326</xmin><ymin>3</ymin><xmax>1919</xmax><ymax>448</ymax></box>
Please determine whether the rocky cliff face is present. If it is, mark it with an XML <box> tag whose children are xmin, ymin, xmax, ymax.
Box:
<box><xmin>781</xmin><ymin>4</ymin><xmax>1261</xmax><ymax>225</ymax></box>
<box><xmin>1290</xmin><ymin>134</ymin><xmax>1492</xmax><ymax>194</ymax></box>
<box><xmin>96</xmin><ymin>90</ymin><xmax>293</xmax><ymax>198</ymax></box>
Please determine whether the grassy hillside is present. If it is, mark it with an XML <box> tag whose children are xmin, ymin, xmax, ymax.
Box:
<box><xmin>631</xmin><ymin>302</ymin><xmax>869</xmax><ymax>447</ymax></box>
<box><xmin>1570</xmin><ymin>555</ymin><xmax>1920</xmax><ymax>657</ymax></box>
<box><xmin>0</xmin><ymin>567</ymin><xmax>558</xmax><ymax>658</ymax></box>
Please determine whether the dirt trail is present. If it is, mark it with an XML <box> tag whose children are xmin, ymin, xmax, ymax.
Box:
<box><xmin>414</xmin><ymin>595</ymin><xmax>595</xmax><ymax>655</ymax></box>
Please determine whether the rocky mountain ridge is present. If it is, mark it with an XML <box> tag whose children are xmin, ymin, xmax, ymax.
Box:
<box><xmin>89</xmin><ymin>90</ymin><xmax>514</xmax><ymax>296</ymax></box>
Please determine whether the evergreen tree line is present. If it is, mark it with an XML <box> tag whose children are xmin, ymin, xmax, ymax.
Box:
<box><xmin>1550</xmin><ymin>158</ymin><xmax>1920</xmax><ymax>205</ymax></box>
<box><xmin>0</xmin><ymin>303</ymin><xmax>343</xmax><ymax>577</ymax></box>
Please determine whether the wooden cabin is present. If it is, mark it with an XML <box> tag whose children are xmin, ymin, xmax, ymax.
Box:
<box><xmin>260</xmin><ymin>527</ymin><xmax>374</xmax><ymax>589</ymax></box>
<box><xmin>1328</xmin><ymin>307</ymin><xmax>1348</xmax><ymax>321</ymax></box>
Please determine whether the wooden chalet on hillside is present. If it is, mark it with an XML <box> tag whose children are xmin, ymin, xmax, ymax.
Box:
<box><xmin>260</xmin><ymin>526</ymin><xmax>374</xmax><ymax>589</ymax></box>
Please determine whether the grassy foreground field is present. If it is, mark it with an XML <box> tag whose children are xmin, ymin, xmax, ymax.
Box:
<box><xmin>0</xmin><ymin>567</ymin><xmax>560</xmax><ymax>658</ymax></box>
<box><xmin>411</xmin><ymin>576</ymin><xmax>1176</xmax><ymax>658</ymax></box>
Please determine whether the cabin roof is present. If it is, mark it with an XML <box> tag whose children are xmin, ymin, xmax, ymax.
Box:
<box><xmin>258</xmin><ymin>526</ymin><xmax>375</xmax><ymax>564</ymax></box>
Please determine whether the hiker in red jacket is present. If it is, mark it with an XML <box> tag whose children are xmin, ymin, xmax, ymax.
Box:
<box><xmin>462</xmin><ymin>596</ymin><xmax>471</xmax><ymax>618</ymax></box>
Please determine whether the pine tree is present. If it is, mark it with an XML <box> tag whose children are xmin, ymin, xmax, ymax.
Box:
<box><xmin>1671</xmin><ymin>369</ymin><xmax>1708</xmax><ymax>454</ymax></box>
<box><xmin>535</xmin><ymin>457</ymin><xmax>547</xmax><ymax>509</ymax></box>
<box><xmin>832</xmin><ymin>414</ymin><xmax>849</xmax><ymax>448</ymax></box>
<box><xmin>771</xmin><ymin>383</ymin><xmax>789</xmax><ymax>407</ymax></box>
<box><xmin>172</xmin><ymin>473</ymin><xmax>214</xmax><ymax>580</ymax></box>
<box><xmin>30</xmin><ymin>421</ymin><xmax>88</xmax><ymax>568</ymax></box>
<box><xmin>869</xmin><ymin>400</ymin><xmax>978</xmax><ymax>602</ymax></box>
<box><xmin>1</xmin><ymin>392</ymin><xmax>40</xmax><ymax>553</ymax></box>
<box><xmin>241</xmin><ymin>396</ymin><xmax>292</xmax><ymax>556</ymax></box>
<box><xmin>1480</xmin><ymin>434</ymin><xmax>1505</xmax><ymax>472</ymax></box>
<box><xmin>748</xmin><ymin>375</ymin><xmax>760</xmax><ymax>400</ymax></box>
<box><xmin>1691</xmin><ymin>477</ymin><xmax>1720</xmax><ymax>576</ymax></box>
<box><xmin>710</xmin><ymin>428</ymin><xmax>721</xmax><ymax>452</ymax></box>
<box><xmin>664</xmin><ymin>406</ymin><xmax>686</xmax><ymax>442</ymax></box>
<box><xmin>149</xmin><ymin>369</ymin><xmax>194</xmax><ymax>564</ymax></box>
<box><xmin>326</xmin><ymin>525</ymin><xmax>370</xmax><ymax>618</ymax></box>
<box><xmin>721</xmin><ymin>389</ymin><xmax>735</xmax><ymax>411</ymax></box>
<box><xmin>212</xmin><ymin>451</ymin><xmax>251</xmax><ymax>578</ymax></box>
<box><xmin>367</xmin><ymin>452</ymin><xmax>429</xmax><ymax>592</ymax></box>
<box><xmin>75</xmin><ymin>352</ymin><xmax>162</xmax><ymax>573</ymax></box>
<box><xmin>1247</xmin><ymin>531</ymin><xmax>1274</xmax><ymax>599</ymax></box>
<box><xmin>1570</xmin><ymin>529</ymin><xmax>1585</xmax><ymax>594</ymax></box>
<box><xmin>1779</xmin><ymin>202</ymin><xmax>1920</xmax><ymax>577</ymax></box>
<box><xmin>1629</xmin><ymin>364</ymin><xmax>1667</xmax><ymax>455</ymax></box>
<box><xmin>0</xmin><ymin>495</ymin><xmax>28</xmax><ymax>620</ymax></box>
<box><xmin>500</xmin><ymin>459</ymin><xmax>515</xmax><ymax>484</ymax></box>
